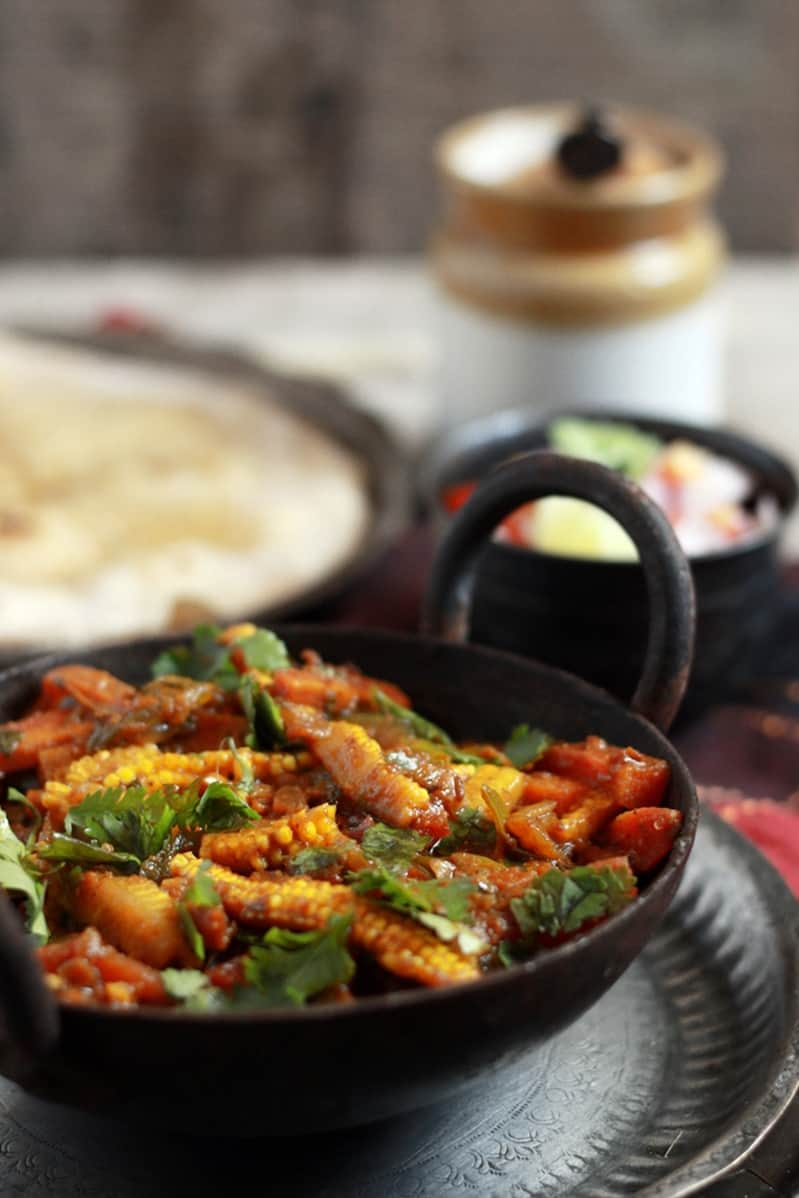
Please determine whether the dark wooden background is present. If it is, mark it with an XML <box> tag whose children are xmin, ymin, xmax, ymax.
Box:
<box><xmin>0</xmin><ymin>0</ymin><xmax>796</xmax><ymax>257</ymax></box>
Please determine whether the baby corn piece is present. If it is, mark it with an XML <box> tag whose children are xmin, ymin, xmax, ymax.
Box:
<box><xmin>71</xmin><ymin>872</ymin><xmax>191</xmax><ymax>969</ymax></box>
<box><xmin>282</xmin><ymin>703</ymin><xmax>430</xmax><ymax>828</ymax></box>
<box><xmin>352</xmin><ymin>898</ymin><xmax>479</xmax><ymax>987</ymax></box>
<box><xmin>170</xmin><ymin>853</ymin><xmax>351</xmax><ymax>931</ymax></box>
<box><xmin>200</xmin><ymin>803</ymin><xmax>341</xmax><ymax>873</ymax></box>
<box><xmin>172</xmin><ymin>854</ymin><xmax>477</xmax><ymax>987</ymax></box>
<box><xmin>41</xmin><ymin>743</ymin><xmax>300</xmax><ymax>828</ymax></box>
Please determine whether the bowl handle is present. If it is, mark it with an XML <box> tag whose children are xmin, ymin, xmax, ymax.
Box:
<box><xmin>421</xmin><ymin>451</ymin><xmax>695</xmax><ymax>732</ymax></box>
<box><xmin>0</xmin><ymin>893</ymin><xmax>59</xmax><ymax>1073</ymax></box>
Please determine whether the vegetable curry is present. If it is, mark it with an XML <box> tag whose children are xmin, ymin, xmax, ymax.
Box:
<box><xmin>0</xmin><ymin>625</ymin><xmax>680</xmax><ymax>1010</ymax></box>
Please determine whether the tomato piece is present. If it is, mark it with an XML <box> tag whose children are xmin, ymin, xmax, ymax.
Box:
<box><xmin>207</xmin><ymin>957</ymin><xmax>246</xmax><ymax>992</ymax></box>
<box><xmin>496</xmin><ymin>502</ymin><xmax>535</xmax><ymax>547</ymax></box>
<box><xmin>521</xmin><ymin>771</ymin><xmax>586</xmax><ymax>814</ymax></box>
<box><xmin>441</xmin><ymin>481</ymin><xmax>477</xmax><ymax>514</ymax></box>
<box><xmin>172</xmin><ymin>711</ymin><xmax>249</xmax><ymax>753</ymax></box>
<box><xmin>602</xmin><ymin>807</ymin><xmax>682</xmax><ymax>872</ymax></box>
<box><xmin>40</xmin><ymin>666</ymin><xmax>138</xmax><ymax>715</ymax></box>
<box><xmin>271</xmin><ymin>667</ymin><xmax>409</xmax><ymax>715</ymax></box>
<box><xmin>610</xmin><ymin>750</ymin><xmax>670</xmax><ymax>809</ymax></box>
<box><xmin>0</xmin><ymin>710</ymin><xmax>93</xmax><ymax>773</ymax></box>
<box><xmin>539</xmin><ymin>736</ymin><xmax>621</xmax><ymax>784</ymax></box>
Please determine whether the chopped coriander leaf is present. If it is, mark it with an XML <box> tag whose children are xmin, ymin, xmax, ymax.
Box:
<box><xmin>150</xmin><ymin>624</ymin><xmax>240</xmax><ymax>690</ymax></box>
<box><xmin>361</xmin><ymin>823</ymin><xmax>430</xmax><ymax>874</ymax></box>
<box><xmin>350</xmin><ymin>866</ymin><xmax>475</xmax><ymax>923</ymax></box>
<box><xmin>242</xmin><ymin>914</ymin><xmax>355</xmax><ymax>1005</ymax></box>
<box><xmin>434</xmin><ymin>806</ymin><xmax>496</xmax><ymax>856</ymax></box>
<box><xmin>0</xmin><ymin>809</ymin><xmax>48</xmax><ymax>943</ymax></box>
<box><xmin>6</xmin><ymin>787</ymin><xmax>43</xmax><ymax>846</ymax></box>
<box><xmin>416</xmin><ymin>912</ymin><xmax>487</xmax><ymax>956</ymax></box>
<box><xmin>179</xmin><ymin>904</ymin><xmax>206</xmax><ymax>961</ymax></box>
<box><xmin>238</xmin><ymin>628</ymin><xmax>291</xmax><ymax>672</ymax></box>
<box><xmin>161</xmin><ymin>968</ymin><xmax>224</xmax><ymax>1010</ymax></box>
<box><xmin>288</xmin><ymin>847</ymin><xmax>342</xmax><ymax>876</ymax></box>
<box><xmin>221</xmin><ymin>738</ymin><xmax>255</xmax><ymax>792</ymax></box>
<box><xmin>176</xmin><ymin>861</ymin><xmax>222</xmax><ymax>959</ymax></box>
<box><xmin>373</xmin><ymin>689</ymin><xmax>454</xmax><ymax>747</ymax></box>
<box><xmin>38</xmin><ymin>835</ymin><xmax>140</xmax><ymax>873</ymax></box>
<box><xmin>510</xmin><ymin>863</ymin><xmax>635</xmax><ymax>940</ymax></box>
<box><xmin>151</xmin><ymin>624</ymin><xmax>291</xmax><ymax>690</ymax></box>
<box><xmin>179</xmin><ymin>780</ymin><xmax>258</xmax><ymax>833</ymax></box>
<box><xmin>239</xmin><ymin>675</ymin><xmax>286</xmax><ymax>750</ymax></box>
<box><xmin>183</xmin><ymin>860</ymin><xmax>222</xmax><ymax>908</ymax></box>
<box><xmin>63</xmin><ymin>779</ymin><xmax>257</xmax><ymax>864</ymax></box>
<box><xmin>497</xmin><ymin>939</ymin><xmax>531</xmax><ymax>968</ymax></box>
<box><xmin>161</xmin><ymin>968</ymin><xmax>213</xmax><ymax>1001</ymax></box>
<box><xmin>410</xmin><ymin>738</ymin><xmax>495</xmax><ymax>767</ymax></box>
<box><xmin>65</xmin><ymin>786</ymin><xmax>176</xmax><ymax>860</ymax></box>
<box><xmin>349</xmin><ymin>865</ymin><xmax>483</xmax><ymax>954</ymax></box>
<box><xmin>0</xmin><ymin>728</ymin><xmax>21</xmax><ymax>756</ymax></box>
<box><xmin>504</xmin><ymin>724</ymin><xmax>553</xmax><ymax>769</ymax></box>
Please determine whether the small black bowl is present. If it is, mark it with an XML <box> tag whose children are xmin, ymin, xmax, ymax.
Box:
<box><xmin>421</xmin><ymin>409</ymin><xmax>797</xmax><ymax>716</ymax></box>
<box><xmin>0</xmin><ymin>454</ymin><xmax>698</xmax><ymax>1135</ymax></box>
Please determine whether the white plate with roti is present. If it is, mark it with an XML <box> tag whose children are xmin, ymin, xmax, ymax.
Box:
<box><xmin>0</xmin><ymin>329</ymin><xmax>407</xmax><ymax>655</ymax></box>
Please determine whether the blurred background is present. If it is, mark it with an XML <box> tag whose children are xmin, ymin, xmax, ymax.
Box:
<box><xmin>0</xmin><ymin>0</ymin><xmax>796</xmax><ymax>257</ymax></box>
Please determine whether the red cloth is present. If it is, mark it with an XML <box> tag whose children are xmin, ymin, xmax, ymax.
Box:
<box><xmin>701</xmin><ymin>791</ymin><xmax>799</xmax><ymax>896</ymax></box>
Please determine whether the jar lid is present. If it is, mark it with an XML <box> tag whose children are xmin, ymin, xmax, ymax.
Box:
<box><xmin>435</xmin><ymin>103</ymin><xmax>724</xmax><ymax>250</ymax></box>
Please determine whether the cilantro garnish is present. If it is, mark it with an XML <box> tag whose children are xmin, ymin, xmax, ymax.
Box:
<box><xmin>65</xmin><ymin>786</ymin><xmax>177</xmax><ymax>860</ymax></box>
<box><xmin>161</xmin><ymin>968</ymin><xmax>223</xmax><ymax>1010</ymax></box>
<box><xmin>237</xmin><ymin>629</ymin><xmax>291</xmax><ymax>672</ymax></box>
<box><xmin>288</xmin><ymin>847</ymin><xmax>342</xmax><ymax>876</ymax></box>
<box><xmin>165</xmin><ymin>917</ymin><xmax>356</xmax><ymax>1009</ymax></box>
<box><xmin>150</xmin><ymin>624</ymin><xmax>290</xmax><ymax>690</ymax></box>
<box><xmin>183</xmin><ymin>780</ymin><xmax>259</xmax><ymax>833</ymax></box>
<box><xmin>62</xmin><ymin>779</ymin><xmax>257</xmax><ymax>866</ymax></box>
<box><xmin>411</xmin><ymin>739</ymin><xmax>492</xmax><ymax>767</ymax></box>
<box><xmin>374</xmin><ymin>691</ymin><xmax>496</xmax><ymax>766</ymax></box>
<box><xmin>6</xmin><ymin>787</ymin><xmax>43</xmax><ymax>847</ymax></box>
<box><xmin>373</xmin><ymin>689</ymin><xmax>454</xmax><ymax>747</ymax></box>
<box><xmin>38</xmin><ymin>835</ymin><xmax>140</xmax><ymax>873</ymax></box>
<box><xmin>361</xmin><ymin>822</ymin><xmax>430</xmax><ymax>874</ymax></box>
<box><xmin>0</xmin><ymin>728</ymin><xmax>20</xmax><ymax>756</ymax></box>
<box><xmin>510</xmin><ymin>863</ymin><xmax>635</xmax><ymax>940</ymax></box>
<box><xmin>184</xmin><ymin>861</ymin><xmax>222</xmax><ymax>909</ymax></box>
<box><xmin>350</xmin><ymin>866</ymin><xmax>486</xmax><ymax>955</ymax></box>
<box><xmin>0</xmin><ymin>809</ymin><xmax>48</xmax><ymax>943</ymax></box>
<box><xmin>238</xmin><ymin>674</ymin><xmax>286</xmax><ymax>749</ymax></box>
<box><xmin>434</xmin><ymin>806</ymin><xmax>496</xmax><ymax>857</ymax></box>
<box><xmin>178</xmin><ymin>861</ymin><xmax>221</xmax><ymax>961</ymax></box>
<box><xmin>241</xmin><ymin>914</ymin><xmax>355</xmax><ymax>1006</ymax></box>
<box><xmin>504</xmin><ymin>724</ymin><xmax>553</xmax><ymax>769</ymax></box>
<box><xmin>221</xmin><ymin>738</ymin><xmax>256</xmax><ymax>792</ymax></box>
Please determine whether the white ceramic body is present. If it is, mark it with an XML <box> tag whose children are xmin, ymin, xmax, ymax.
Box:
<box><xmin>436</xmin><ymin>286</ymin><xmax>725</xmax><ymax>426</ymax></box>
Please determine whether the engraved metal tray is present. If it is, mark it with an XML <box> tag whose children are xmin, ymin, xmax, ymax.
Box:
<box><xmin>0</xmin><ymin>810</ymin><xmax>796</xmax><ymax>1197</ymax></box>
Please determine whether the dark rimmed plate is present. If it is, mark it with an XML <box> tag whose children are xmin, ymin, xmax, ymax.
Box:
<box><xmin>0</xmin><ymin>328</ymin><xmax>409</xmax><ymax>664</ymax></box>
<box><xmin>0</xmin><ymin>810</ymin><xmax>795</xmax><ymax>1196</ymax></box>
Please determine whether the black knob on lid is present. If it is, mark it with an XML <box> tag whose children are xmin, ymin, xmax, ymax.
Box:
<box><xmin>556</xmin><ymin>107</ymin><xmax>622</xmax><ymax>181</ymax></box>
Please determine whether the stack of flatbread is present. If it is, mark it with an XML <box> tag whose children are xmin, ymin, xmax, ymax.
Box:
<box><xmin>0</xmin><ymin>335</ymin><xmax>368</xmax><ymax>648</ymax></box>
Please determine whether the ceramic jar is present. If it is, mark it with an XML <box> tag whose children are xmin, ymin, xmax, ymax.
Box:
<box><xmin>431</xmin><ymin>104</ymin><xmax>726</xmax><ymax>425</ymax></box>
